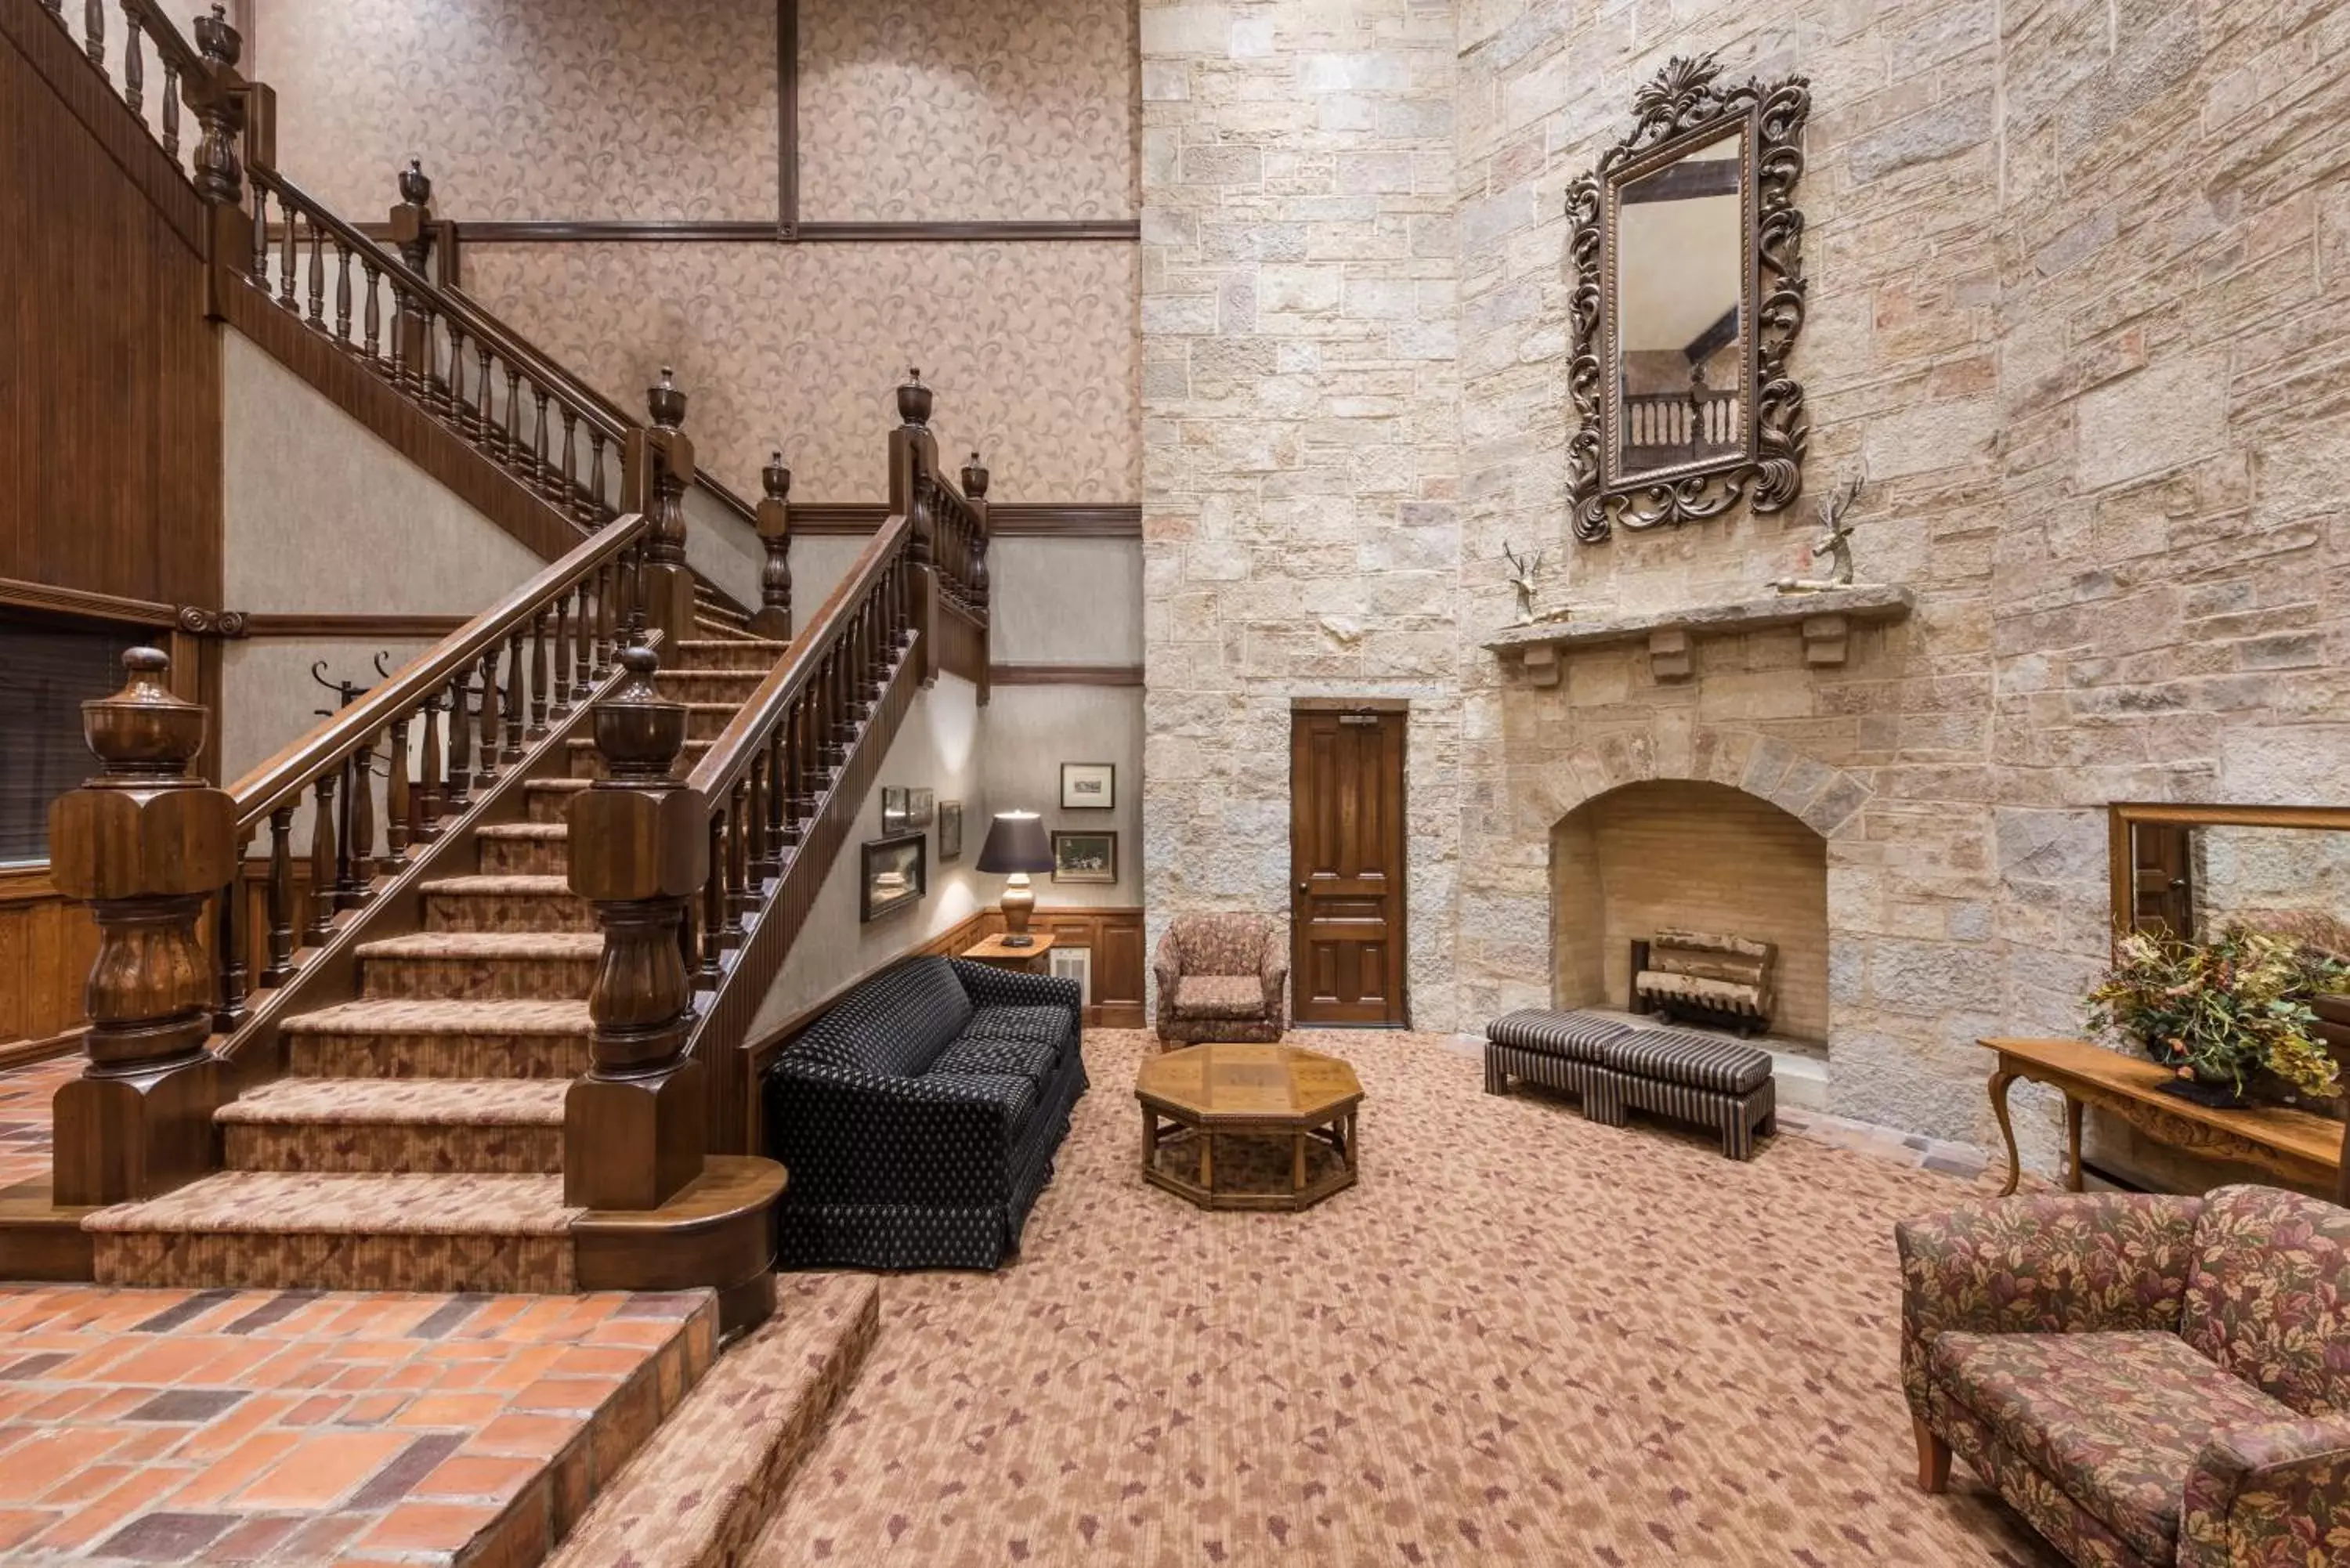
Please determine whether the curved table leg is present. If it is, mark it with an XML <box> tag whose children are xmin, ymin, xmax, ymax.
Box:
<box><xmin>2064</xmin><ymin>1096</ymin><xmax>2084</xmax><ymax>1193</ymax></box>
<box><xmin>1989</xmin><ymin>1069</ymin><xmax>2021</xmax><ymax>1197</ymax></box>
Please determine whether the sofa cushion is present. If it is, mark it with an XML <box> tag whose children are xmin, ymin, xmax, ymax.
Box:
<box><xmin>1928</xmin><ymin>1328</ymin><xmax>2296</xmax><ymax>1560</ymax></box>
<box><xmin>921</xmin><ymin>1071</ymin><xmax>1039</xmax><ymax>1132</ymax></box>
<box><xmin>1603</xmin><ymin>1026</ymin><xmax>1773</xmax><ymax>1093</ymax></box>
<box><xmin>2181</xmin><ymin>1183</ymin><xmax>2350</xmax><ymax>1416</ymax></box>
<box><xmin>1173</xmin><ymin>974</ymin><xmax>1266</xmax><ymax>1020</ymax></box>
<box><xmin>794</xmin><ymin>956</ymin><xmax>973</xmax><ymax>1079</ymax></box>
<box><xmin>1484</xmin><ymin>1009</ymin><xmax>1634</xmax><ymax>1064</ymax></box>
<box><xmin>961</xmin><ymin>1005</ymin><xmax>1069</xmax><ymax>1049</ymax></box>
<box><xmin>931</xmin><ymin>1035</ymin><xmax>1058</xmax><ymax>1084</ymax></box>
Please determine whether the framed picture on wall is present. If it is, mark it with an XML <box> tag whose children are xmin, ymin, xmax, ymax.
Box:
<box><xmin>880</xmin><ymin>787</ymin><xmax>910</xmax><ymax>834</ymax></box>
<box><xmin>1061</xmin><ymin>763</ymin><xmax>1115</xmax><ymax>811</ymax></box>
<box><xmin>1051</xmin><ymin>830</ymin><xmax>1117</xmax><ymax>884</ymax></box>
<box><xmin>938</xmin><ymin>801</ymin><xmax>964</xmax><ymax>862</ymax></box>
<box><xmin>860</xmin><ymin>833</ymin><xmax>926</xmax><ymax>922</ymax></box>
<box><xmin>909</xmin><ymin>788</ymin><xmax>935</xmax><ymax>828</ymax></box>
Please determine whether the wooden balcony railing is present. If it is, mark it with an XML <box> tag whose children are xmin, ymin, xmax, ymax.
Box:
<box><xmin>34</xmin><ymin>0</ymin><xmax>229</xmax><ymax>191</ymax></box>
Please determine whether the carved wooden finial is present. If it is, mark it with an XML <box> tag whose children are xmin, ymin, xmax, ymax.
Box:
<box><xmin>762</xmin><ymin>449</ymin><xmax>792</xmax><ymax>502</ymax></box>
<box><xmin>590</xmin><ymin>645</ymin><xmax>686</xmax><ymax>782</ymax></box>
<box><xmin>81</xmin><ymin>648</ymin><xmax>208</xmax><ymax>779</ymax></box>
<box><xmin>647</xmin><ymin>366</ymin><xmax>686</xmax><ymax>432</ymax></box>
<box><xmin>961</xmin><ymin>450</ymin><xmax>989</xmax><ymax>500</ymax></box>
<box><xmin>398</xmin><ymin>157</ymin><xmax>432</xmax><ymax>207</ymax></box>
<box><xmin>897</xmin><ymin>367</ymin><xmax>932</xmax><ymax>429</ymax></box>
<box><xmin>193</xmin><ymin>2</ymin><xmax>240</xmax><ymax>69</ymax></box>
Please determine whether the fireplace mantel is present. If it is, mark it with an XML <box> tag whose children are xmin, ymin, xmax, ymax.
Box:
<box><xmin>1485</xmin><ymin>583</ymin><xmax>1915</xmax><ymax>685</ymax></box>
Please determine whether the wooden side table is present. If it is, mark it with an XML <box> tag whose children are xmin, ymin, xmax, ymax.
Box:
<box><xmin>961</xmin><ymin>932</ymin><xmax>1057</xmax><ymax>974</ymax></box>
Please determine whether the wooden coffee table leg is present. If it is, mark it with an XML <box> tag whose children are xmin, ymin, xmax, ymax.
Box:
<box><xmin>1198</xmin><ymin>1130</ymin><xmax>1212</xmax><ymax>1192</ymax></box>
<box><xmin>1292</xmin><ymin>1130</ymin><xmax>1306</xmax><ymax>1193</ymax></box>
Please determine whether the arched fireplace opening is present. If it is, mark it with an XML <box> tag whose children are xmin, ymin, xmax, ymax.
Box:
<box><xmin>1549</xmin><ymin>779</ymin><xmax>1830</xmax><ymax>1052</ymax></box>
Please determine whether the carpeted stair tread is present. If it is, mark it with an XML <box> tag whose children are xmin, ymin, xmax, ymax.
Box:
<box><xmin>419</xmin><ymin>873</ymin><xmax>575</xmax><ymax>897</ymax></box>
<box><xmin>357</xmin><ymin>932</ymin><xmax>602</xmax><ymax>960</ymax></box>
<box><xmin>476</xmin><ymin>823</ymin><xmax>571</xmax><ymax>841</ymax></box>
<box><xmin>217</xmin><ymin>1078</ymin><xmax>569</xmax><ymax>1128</ymax></box>
<box><xmin>84</xmin><ymin>1170</ymin><xmax>580</xmax><ymax>1236</ymax></box>
<box><xmin>284</xmin><ymin>999</ymin><xmax>592</xmax><ymax>1035</ymax></box>
<box><xmin>548</xmin><ymin>1274</ymin><xmax>881</xmax><ymax>1568</ymax></box>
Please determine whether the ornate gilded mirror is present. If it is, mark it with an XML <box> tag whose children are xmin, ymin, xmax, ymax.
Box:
<box><xmin>1567</xmin><ymin>55</ymin><xmax>1811</xmax><ymax>541</ymax></box>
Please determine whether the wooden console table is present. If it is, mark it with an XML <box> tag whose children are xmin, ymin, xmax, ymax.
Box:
<box><xmin>1981</xmin><ymin>1037</ymin><xmax>2350</xmax><ymax>1203</ymax></box>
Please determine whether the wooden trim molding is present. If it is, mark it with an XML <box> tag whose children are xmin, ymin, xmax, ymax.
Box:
<box><xmin>794</xmin><ymin>221</ymin><xmax>1141</xmax><ymax>244</ymax></box>
<box><xmin>989</xmin><ymin>663</ymin><xmax>1144</xmax><ymax>687</ymax></box>
<box><xmin>793</xmin><ymin>504</ymin><xmax>1140</xmax><ymax>539</ymax></box>
<box><xmin>449</xmin><ymin>220</ymin><xmax>782</xmax><ymax>244</ymax></box>
<box><xmin>232</xmin><ymin>613</ymin><xmax>472</xmax><ymax>640</ymax></box>
<box><xmin>0</xmin><ymin>576</ymin><xmax>180</xmax><ymax>628</ymax></box>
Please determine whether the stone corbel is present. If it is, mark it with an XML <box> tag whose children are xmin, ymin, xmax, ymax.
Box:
<box><xmin>1801</xmin><ymin>614</ymin><xmax>1849</xmax><ymax>667</ymax></box>
<box><xmin>1648</xmin><ymin>629</ymin><xmax>1692</xmax><ymax>682</ymax></box>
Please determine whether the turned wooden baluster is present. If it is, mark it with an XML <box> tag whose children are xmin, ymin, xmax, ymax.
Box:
<box><xmin>783</xmin><ymin>703</ymin><xmax>811</xmax><ymax>841</ymax></box>
<box><xmin>759</xmin><ymin>732</ymin><xmax>785</xmax><ymax>876</ymax></box>
<box><xmin>473</xmin><ymin>341</ymin><xmax>494</xmax><ymax>449</ymax></box>
<box><xmin>47</xmin><ymin>648</ymin><xmax>232</xmax><ymax>1205</ymax></box>
<box><xmin>502</xmin><ymin>366</ymin><xmax>523</xmax><ymax>464</ymax></box>
<box><xmin>571</xmin><ymin>578</ymin><xmax>595</xmax><ymax>697</ymax></box>
<box><xmin>445</xmin><ymin>674</ymin><xmax>474</xmax><ymax>811</ymax></box>
<box><xmin>723</xmin><ymin>783</ymin><xmax>750</xmax><ymax>938</ymax></box>
<box><xmin>592</xmin><ymin>563</ymin><xmax>616</xmax><ymax>677</ymax></box>
<box><xmin>275</xmin><ymin>204</ymin><xmax>297</xmax><ymax>311</ymax></box>
<box><xmin>332</xmin><ymin>239</ymin><xmax>353</xmax><ymax>344</ymax></box>
<box><xmin>305</xmin><ymin>772</ymin><xmax>338</xmax><ymax>945</ymax></box>
<box><xmin>342</xmin><ymin>739</ymin><xmax>376</xmax><ymax>907</ymax></box>
<box><xmin>700</xmin><ymin>815</ymin><xmax>726</xmax><ymax>981</ymax></box>
<box><xmin>474</xmin><ymin>651</ymin><xmax>501</xmax><ymax>786</ymax></box>
<box><xmin>563</xmin><ymin>645</ymin><xmax>708</xmax><ymax>1209</ymax></box>
<box><xmin>527</xmin><ymin>609</ymin><xmax>551</xmax><ymax>739</ymax></box>
<box><xmin>501</xmin><ymin>627</ymin><xmax>526</xmax><ymax>762</ymax></box>
<box><xmin>445</xmin><ymin>321</ymin><xmax>468</xmax><ymax>421</ymax></box>
<box><xmin>121</xmin><ymin>6</ymin><xmax>142</xmax><ymax>114</ymax></box>
<box><xmin>361</xmin><ymin>257</ymin><xmax>382</xmax><ymax>360</ymax></box>
<box><xmin>556</xmin><ymin>410</ymin><xmax>580</xmax><ymax>508</ymax></box>
<box><xmin>750</xmin><ymin>449</ymin><xmax>793</xmax><ymax>640</ymax></box>
<box><xmin>214</xmin><ymin>827</ymin><xmax>248</xmax><ymax>1033</ymax></box>
<box><xmin>587</xmin><ymin>430</ymin><xmax>609</xmax><ymax>522</ymax></box>
<box><xmin>262</xmin><ymin>804</ymin><xmax>295</xmax><ymax>984</ymax></box>
<box><xmin>531</xmin><ymin>386</ymin><xmax>550</xmax><ymax>493</ymax></box>
<box><xmin>418</xmin><ymin>688</ymin><xmax>447</xmax><ymax>835</ymax></box>
<box><xmin>550</xmin><ymin>598</ymin><xmax>574</xmax><ymax>721</ymax></box>
<box><xmin>962</xmin><ymin>450</ymin><xmax>992</xmax><ymax>614</ymax></box>
<box><xmin>385</xmin><ymin>715</ymin><xmax>412</xmax><ymax>868</ymax></box>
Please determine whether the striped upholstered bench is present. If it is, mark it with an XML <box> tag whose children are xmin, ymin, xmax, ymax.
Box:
<box><xmin>1484</xmin><ymin>1009</ymin><xmax>1777</xmax><ymax>1161</ymax></box>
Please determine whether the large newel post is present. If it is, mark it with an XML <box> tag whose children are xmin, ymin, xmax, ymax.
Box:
<box><xmin>564</xmin><ymin>646</ymin><xmax>708</xmax><ymax>1210</ymax></box>
<box><xmin>624</xmin><ymin>368</ymin><xmax>698</xmax><ymax>648</ymax></box>
<box><xmin>890</xmin><ymin>369</ymin><xmax>939</xmax><ymax>685</ymax></box>
<box><xmin>750</xmin><ymin>449</ymin><xmax>794</xmax><ymax>641</ymax></box>
<box><xmin>48</xmin><ymin>649</ymin><xmax>232</xmax><ymax>1206</ymax></box>
<box><xmin>191</xmin><ymin>4</ymin><xmax>258</xmax><ymax>306</ymax></box>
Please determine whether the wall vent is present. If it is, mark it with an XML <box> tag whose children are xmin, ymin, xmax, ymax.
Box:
<box><xmin>1050</xmin><ymin>945</ymin><xmax>1092</xmax><ymax>1005</ymax></box>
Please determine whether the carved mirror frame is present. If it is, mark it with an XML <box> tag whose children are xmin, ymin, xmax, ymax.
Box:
<box><xmin>1566</xmin><ymin>55</ymin><xmax>1812</xmax><ymax>542</ymax></box>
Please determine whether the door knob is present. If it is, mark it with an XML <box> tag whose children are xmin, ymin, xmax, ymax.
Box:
<box><xmin>1297</xmin><ymin>883</ymin><xmax>1309</xmax><ymax>895</ymax></box>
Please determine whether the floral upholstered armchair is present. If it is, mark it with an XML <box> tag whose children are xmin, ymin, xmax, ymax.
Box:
<box><xmin>1153</xmin><ymin>914</ymin><xmax>1288</xmax><ymax>1046</ymax></box>
<box><xmin>1897</xmin><ymin>1185</ymin><xmax>2350</xmax><ymax>1568</ymax></box>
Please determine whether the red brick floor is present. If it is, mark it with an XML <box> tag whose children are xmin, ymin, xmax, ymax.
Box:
<box><xmin>0</xmin><ymin>1060</ymin><xmax>718</xmax><ymax>1565</ymax></box>
<box><xmin>0</xmin><ymin>1285</ymin><xmax>714</xmax><ymax>1564</ymax></box>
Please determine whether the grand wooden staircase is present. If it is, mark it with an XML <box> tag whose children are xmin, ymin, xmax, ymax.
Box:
<box><xmin>4</xmin><ymin>0</ymin><xmax>997</xmax><ymax>1338</ymax></box>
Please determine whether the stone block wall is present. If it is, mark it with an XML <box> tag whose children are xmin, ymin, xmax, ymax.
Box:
<box><xmin>1149</xmin><ymin>0</ymin><xmax>2350</xmax><ymax>1165</ymax></box>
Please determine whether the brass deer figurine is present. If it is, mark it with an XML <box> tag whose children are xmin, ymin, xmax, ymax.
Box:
<box><xmin>1772</xmin><ymin>462</ymin><xmax>1868</xmax><ymax>594</ymax></box>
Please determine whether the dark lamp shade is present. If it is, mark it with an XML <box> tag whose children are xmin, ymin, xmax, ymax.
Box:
<box><xmin>975</xmin><ymin>811</ymin><xmax>1053</xmax><ymax>874</ymax></box>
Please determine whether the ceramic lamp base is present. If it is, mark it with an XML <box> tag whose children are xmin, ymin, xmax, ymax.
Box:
<box><xmin>1001</xmin><ymin>875</ymin><xmax>1036</xmax><ymax>947</ymax></box>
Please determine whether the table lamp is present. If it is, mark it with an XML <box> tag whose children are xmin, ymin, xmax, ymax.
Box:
<box><xmin>976</xmin><ymin>810</ymin><xmax>1054</xmax><ymax>946</ymax></box>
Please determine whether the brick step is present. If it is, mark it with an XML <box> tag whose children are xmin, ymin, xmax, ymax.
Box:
<box><xmin>525</xmin><ymin>776</ymin><xmax>593</xmax><ymax>822</ymax></box>
<box><xmin>671</xmin><ymin>639</ymin><xmax>783</xmax><ymax>672</ymax></box>
<box><xmin>85</xmin><ymin>1170</ymin><xmax>581</xmax><ymax>1292</ymax></box>
<box><xmin>655</xmin><ymin>668</ymin><xmax>767</xmax><ymax>704</ymax></box>
<box><xmin>422</xmin><ymin>874</ymin><xmax>594</xmax><ymax>934</ymax></box>
<box><xmin>478</xmin><ymin>822</ymin><xmax>570</xmax><ymax>875</ymax></box>
<box><xmin>550</xmin><ymin>1274</ymin><xmax>881</xmax><ymax>1568</ymax></box>
<box><xmin>284</xmin><ymin>999</ymin><xmax>592</xmax><ymax>1078</ymax></box>
<box><xmin>219</xmin><ymin>1078</ymin><xmax>569</xmax><ymax>1175</ymax></box>
<box><xmin>357</xmin><ymin>932</ymin><xmax>600</xmax><ymax>1001</ymax></box>
<box><xmin>569</xmin><ymin>736</ymin><xmax>712</xmax><ymax>779</ymax></box>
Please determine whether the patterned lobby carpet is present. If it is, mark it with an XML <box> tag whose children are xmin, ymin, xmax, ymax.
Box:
<box><xmin>757</xmin><ymin>1029</ymin><xmax>2063</xmax><ymax>1567</ymax></box>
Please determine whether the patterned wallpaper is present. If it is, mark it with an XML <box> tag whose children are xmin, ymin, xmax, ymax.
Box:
<box><xmin>255</xmin><ymin>0</ymin><xmax>781</xmax><ymax>221</ymax></box>
<box><xmin>797</xmin><ymin>0</ymin><xmax>1137</xmax><ymax>221</ymax></box>
<box><xmin>463</xmin><ymin>242</ymin><xmax>1141</xmax><ymax>502</ymax></box>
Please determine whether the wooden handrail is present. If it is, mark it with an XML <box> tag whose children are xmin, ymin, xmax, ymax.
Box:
<box><xmin>687</xmin><ymin>515</ymin><xmax>911</xmax><ymax>803</ymax></box>
<box><xmin>228</xmin><ymin>511</ymin><xmax>651</xmax><ymax>829</ymax></box>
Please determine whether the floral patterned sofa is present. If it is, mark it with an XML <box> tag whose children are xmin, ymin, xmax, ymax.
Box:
<box><xmin>1897</xmin><ymin>1185</ymin><xmax>2350</xmax><ymax>1567</ymax></box>
<box><xmin>1152</xmin><ymin>913</ymin><xmax>1289</xmax><ymax>1046</ymax></box>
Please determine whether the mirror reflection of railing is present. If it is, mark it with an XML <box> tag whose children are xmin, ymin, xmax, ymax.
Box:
<box><xmin>1623</xmin><ymin>388</ymin><xmax>1742</xmax><ymax>461</ymax></box>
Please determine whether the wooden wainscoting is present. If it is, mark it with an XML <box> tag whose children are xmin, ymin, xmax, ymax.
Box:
<box><xmin>969</xmin><ymin>907</ymin><xmax>1147</xmax><ymax>1028</ymax></box>
<box><xmin>0</xmin><ymin>868</ymin><xmax>96</xmax><ymax>1071</ymax></box>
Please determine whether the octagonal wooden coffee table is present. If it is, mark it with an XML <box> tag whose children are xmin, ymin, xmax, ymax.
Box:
<box><xmin>1136</xmin><ymin>1043</ymin><xmax>1363</xmax><ymax>1211</ymax></box>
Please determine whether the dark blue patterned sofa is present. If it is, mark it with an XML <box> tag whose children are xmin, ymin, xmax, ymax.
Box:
<box><xmin>764</xmin><ymin>956</ymin><xmax>1087</xmax><ymax>1270</ymax></box>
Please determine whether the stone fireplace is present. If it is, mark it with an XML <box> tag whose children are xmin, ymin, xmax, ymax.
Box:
<box><xmin>1550</xmin><ymin>779</ymin><xmax>1830</xmax><ymax>1050</ymax></box>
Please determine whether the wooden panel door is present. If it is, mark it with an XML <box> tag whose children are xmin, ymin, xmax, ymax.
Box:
<box><xmin>2130</xmin><ymin>823</ymin><xmax>2194</xmax><ymax>936</ymax></box>
<box><xmin>1290</xmin><ymin>710</ymin><xmax>1408</xmax><ymax>1025</ymax></box>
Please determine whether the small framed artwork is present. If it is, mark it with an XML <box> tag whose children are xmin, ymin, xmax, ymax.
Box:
<box><xmin>860</xmin><ymin>833</ymin><xmax>926</xmax><ymax>921</ymax></box>
<box><xmin>1051</xmin><ymin>830</ymin><xmax>1117</xmax><ymax>884</ymax></box>
<box><xmin>938</xmin><ymin>801</ymin><xmax>964</xmax><ymax>862</ymax></box>
<box><xmin>880</xmin><ymin>787</ymin><xmax>910</xmax><ymax>834</ymax></box>
<box><xmin>1061</xmin><ymin>763</ymin><xmax>1115</xmax><ymax>811</ymax></box>
<box><xmin>909</xmin><ymin>787</ymin><xmax>935</xmax><ymax>828</ymax></box>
